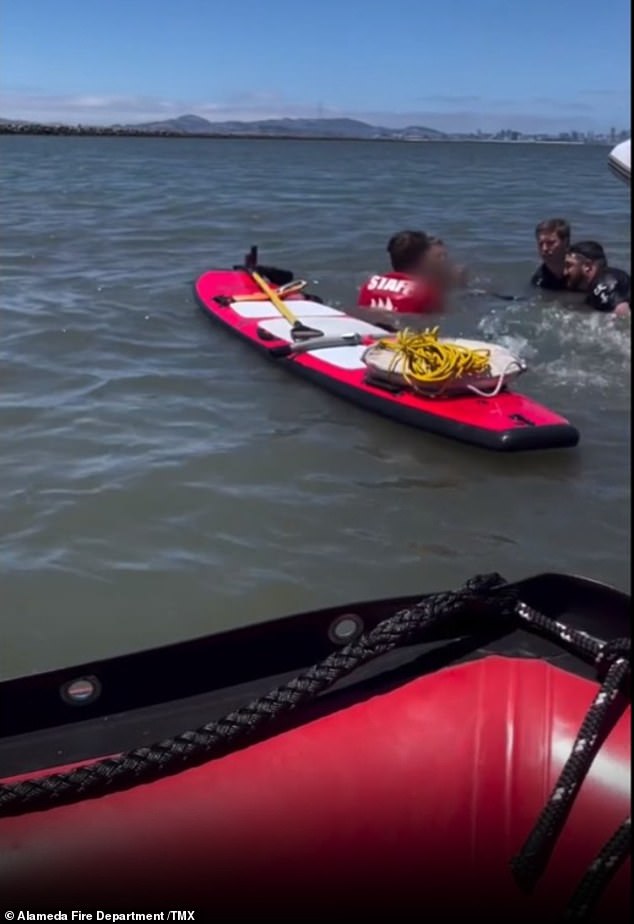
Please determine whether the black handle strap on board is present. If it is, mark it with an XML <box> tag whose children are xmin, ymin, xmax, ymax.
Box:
<box><xmin>232</xmin><ymin>245</ymin><xmax>294</xmax><ymax>287</ymax></box>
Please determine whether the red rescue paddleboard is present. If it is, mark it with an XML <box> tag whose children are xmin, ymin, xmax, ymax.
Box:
<box><xmin>193</xmin><ymin>270</ymin><xmax>579</xmax><ymax>452</ymax></box>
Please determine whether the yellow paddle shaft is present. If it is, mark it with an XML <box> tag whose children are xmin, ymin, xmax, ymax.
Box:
<box><xmin>233</xmin><ymin>280</ymin><xmax>306</xmax><ymax>302</ymax></box>
<box><xmin>250</xmin><ymin>270</ymin><xmax>300</xmax><ymax>325</ymax></box>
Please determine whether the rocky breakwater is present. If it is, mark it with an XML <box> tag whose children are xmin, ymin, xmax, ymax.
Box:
<box><xmin>0</xmin><ymin>121</ymin><xmax>199</xmax><ymax>138</ymax></box>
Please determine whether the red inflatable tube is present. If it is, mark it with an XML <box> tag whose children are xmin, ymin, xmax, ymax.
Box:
<box><xmin>0</xmin><ymin>657</ymin><xmax>629</xmax><ymax>921</ymax></box>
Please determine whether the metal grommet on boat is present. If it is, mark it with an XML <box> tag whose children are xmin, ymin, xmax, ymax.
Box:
<box><xmin>328</xmin><ymin>613</ymin><xmax>364</xmax><ymax>645</ymax></box>
<box><xmin>60</xmin><ymin>675</ymin><xmax>102</xmax><ymax>707</ymax></box>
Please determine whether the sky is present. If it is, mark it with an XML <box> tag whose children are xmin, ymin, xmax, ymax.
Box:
<box><xmin>0</xmin><ymin>0</ymin><xmax>630</xmax><ymax>133</ymax></box>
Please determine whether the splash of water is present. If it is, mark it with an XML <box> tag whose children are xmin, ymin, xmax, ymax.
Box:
<box><xmin>476</xmin><ymin>298</ymin><xmax>630</xmax><ymax>394</ymax></box>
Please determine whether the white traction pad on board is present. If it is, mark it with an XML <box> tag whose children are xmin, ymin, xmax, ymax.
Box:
<box><xmin>230</xmin><ymin>298</ymin><xmax>345</xmax><ymax>319</ymax></box>
<box><xmin>257</xmin><ymin>315</ymin><xmax>386</xmax><ymax>342</ymax></box>
<box><xmin>302</xmin><ymin>344</ymin><xmax>369</xmax><ymax>370</ymax></box>
<box><xmin>257</xmin><ymin>315</ymin><xmax>388</xmax><ymax>372</ymax></box>
<box><xmin>258</xmin><ymin>314</ymin><xmax>386</xmax><ymax>370</ymax></box>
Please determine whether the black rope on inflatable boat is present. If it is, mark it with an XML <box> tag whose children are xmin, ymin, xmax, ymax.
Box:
<box><xmin>563</xmin><ymin>817</ymin><xmax>632</xmax><ymax>921</ymax></box>
<box><xmin>0</xmin><ymin>572</ymin><xmax>515</xmax><ymax>818</ymax></box>
<box><xmin>510</xmin><ymin>629</ymin><xmax>631</xmax><ymax>920</ymax></box>
<box><xmin>514</xmin><ymin>600</ymin><xmax>608</xmax><ymax>661</ymax></box>
<box><xmin>512</xmin><ymin>635</ymin><xmax>630</xmax><ymax>884</ymax></box>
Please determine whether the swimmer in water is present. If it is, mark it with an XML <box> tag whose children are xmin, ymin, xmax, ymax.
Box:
<box><xmin>563</xmin><ymin>241</ymin><xmax>630</xmax><ymax>317</ymax></box>
<box><xmin>531</xmin><ymin>218</ymin><xmax>570</xmax><ymax>291</ymax></box>
<box><xmin>424</xmin><ymin>237</ymin><xmax>468</xmax><ymax>290</ymax></box>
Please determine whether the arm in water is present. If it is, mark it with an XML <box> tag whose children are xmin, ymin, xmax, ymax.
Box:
<box><xmin>585</xmin><ymin>268</ymin><xmax>631</xmax><ymax>316</ymax></box>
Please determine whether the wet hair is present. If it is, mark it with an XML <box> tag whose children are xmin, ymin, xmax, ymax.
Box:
<box><xmin>387</xmin><ymin>231</ymin><xmax>431</xmax><ymax>272</ymax></box>
<box><xmin>428</xmin><ymin>236</ymin><xmax>446</xmax><ymax>248</ymax></box>
<box><xmin>568</xmin><ymin>240</ymin><xmax>607</xmax><ymax>266</ymax></box>
<box><xmin>535</xmin><ymin>218</ymin><xmax>570</xmax><ymax>242</ymax></box>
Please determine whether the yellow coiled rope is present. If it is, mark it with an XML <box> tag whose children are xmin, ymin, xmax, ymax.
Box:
<box><xmin>376</xmin><ymin>327</ymin><xmax>491</xmax><ymax>388</ymax></box>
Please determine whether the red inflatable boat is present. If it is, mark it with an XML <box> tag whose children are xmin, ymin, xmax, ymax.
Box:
<box><xmin>0</xmin><ymin>572</ymin><xmax>629</xmax><ymax>922</ymax></box>
<box><xmin>193</xmin><ymin>254</ymin><xmax>579</xmax><ymax>452</ymax></box>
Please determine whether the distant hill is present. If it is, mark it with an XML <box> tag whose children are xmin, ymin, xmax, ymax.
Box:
<box><xmin>0</xmin><ymin>112</ymin><xmax>446</xmax><ymax>140</ymax></box>
<box><xmin>3</xmin><ymin>114</ymin><xmax>615</xmax><ymax>144</ymax></box>
<box><xmin>120</xmin><ymin>114</ymin><xmax>447</xmax><ymax>140</ymax></box>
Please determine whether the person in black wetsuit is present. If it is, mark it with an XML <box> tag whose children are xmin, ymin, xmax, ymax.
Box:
<box><xmin>530</xmin><ymin>217</ymin><xmax>570</xmax><ymax>290</ymax></box>
<box><xmin>563</xmin><ymin>241</ymin><xmax>631</xmax><ymax>316</ymax></box>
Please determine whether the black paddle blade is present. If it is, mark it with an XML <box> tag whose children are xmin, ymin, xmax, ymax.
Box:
<box><xmin>291</xmin><ymin>322</ymin><xmax>324</xmax><ymax>342</ymax></box>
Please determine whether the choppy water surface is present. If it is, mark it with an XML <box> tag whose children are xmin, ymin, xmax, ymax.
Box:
<box><xmin>0</xmin><ymin>136</ymin><xmax>630</xmax><ymax>677</ymax></box>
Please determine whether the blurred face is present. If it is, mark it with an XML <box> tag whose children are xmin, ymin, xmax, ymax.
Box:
<box><xmin>537</xmin><ymin>231</ymin><xmax>567</xmax><ymax>265</ymax></box>
<box><xmin>425</xmin><ymin>244</ymin><xmax>449</xmax><ymax>270</ymax></box>
<box><xmin>563</xmin><ymin>253</ymin><xmax>594</xmax><ymax>290</ymax></box>
<box><xmin>423</xmin><ymin>242</ymin><xmax>450</xmax><ymax>278</ymax></box>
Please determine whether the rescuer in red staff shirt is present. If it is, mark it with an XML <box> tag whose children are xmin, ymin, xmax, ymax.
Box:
<box><xmin>357</xmin><ymin>230</ymin><xmax>445</xmax><ymax>315</ymax></box>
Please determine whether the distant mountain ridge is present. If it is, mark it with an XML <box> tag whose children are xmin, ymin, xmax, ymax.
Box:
<box><xmin>0</xmin><ymin>112</ymin><xmax>445</xmax><ymax>140</ymax></box>
<box><xmin>1</xmin><ymin>114</ymin><xmax>622</xmax><ymax>144</ymax></box>
<box><xmin>117</xmin><ymin>114</ymin><xmax>447</xmax><ymax>139</ymax></box>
